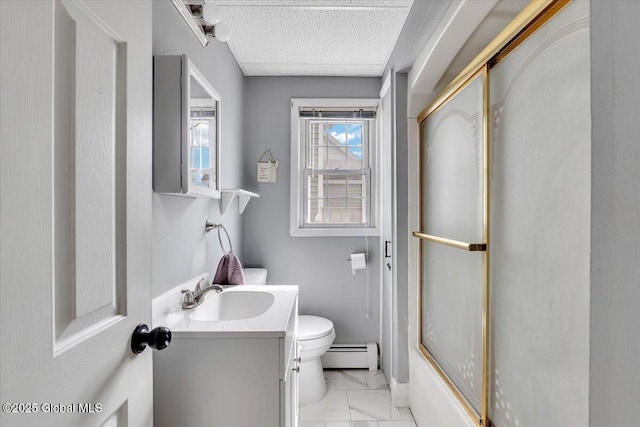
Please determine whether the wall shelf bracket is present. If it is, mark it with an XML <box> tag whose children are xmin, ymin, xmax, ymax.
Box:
<box><xmin>220</xmin><ymin>189</ymin><xmax>260</xmax><ymax>214</ymax></box>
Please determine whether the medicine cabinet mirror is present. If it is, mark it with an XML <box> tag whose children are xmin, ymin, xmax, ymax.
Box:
<box><xmin>153</xmin><ymin>54</ymin><xmax>221</xmax><ymax>198</ymax></box>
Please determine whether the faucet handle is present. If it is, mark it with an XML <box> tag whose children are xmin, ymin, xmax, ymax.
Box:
<box><xmin>195</xmin><ymin>277</ymin><xmax>208</xmax><ymax>293</ymax></box>
<box><xmin>181</xmin><ymin>289</ymin><xmax>194</xmax><ymax>304</ymax></box>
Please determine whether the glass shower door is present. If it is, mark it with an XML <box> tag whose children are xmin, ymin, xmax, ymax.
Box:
<box><xmin>488</xmin><ymin>1</ymin><xmax>590</xmax><ymax>425</ymax></box>
<box><xmin>413</xmin><ymin>2</ymin><xmax>591</xmax><ymax>426</ymax></box>
<box><xmin>417</xmin><ymin>68</ymin><xmax>487</xmax><ymax>419</ymax></box>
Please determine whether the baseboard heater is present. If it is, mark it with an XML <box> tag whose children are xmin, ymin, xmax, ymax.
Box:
<box><xmin>321</xmin><ymin>343</ymin><xmax>378</xmax><ymax>371</ymax></box>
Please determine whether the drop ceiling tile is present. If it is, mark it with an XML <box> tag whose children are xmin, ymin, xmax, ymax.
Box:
<box><xmin>213</xmin><ymin>1</ymin><xmax>414</xmax><ymax>76</ymax></box>
<box><xmin>217</xmin><ymin>1</ymin><xmax>413</xmax><ymax>8</ymax></box>
<box><xmin>242</xmin><ymin>63</ymin><xmax>384</xmax><ymax>76</ymax></box>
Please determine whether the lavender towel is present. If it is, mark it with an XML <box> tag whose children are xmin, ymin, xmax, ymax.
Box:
<box><xmin>213</xmin><ymin>250</ymin><xmax>246</xmax><ymax>286</ymax></box>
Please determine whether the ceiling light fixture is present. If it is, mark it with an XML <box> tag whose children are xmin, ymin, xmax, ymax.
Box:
<box><xmin>202</xmin><ymin>2</ymin><xmax>221</xmax><ymax>24</ymax></box>
<box><xmin>171</xmin><ymin>0</ymin><xmax>232</xmax><ymax>47</ymax></box>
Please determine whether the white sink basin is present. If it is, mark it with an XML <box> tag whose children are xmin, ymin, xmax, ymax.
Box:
<box><xmin>189</xmin><ymin>290</ymin><xmax>275</xmax><ymax>322</ymax></box>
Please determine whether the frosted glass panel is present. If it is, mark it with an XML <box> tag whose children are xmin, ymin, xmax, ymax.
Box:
<box><xmin>489</xmin><ymin>1</ymin><xmax>590</xmax><ymax>426</ymax></box>
<box><xmin>420</xmin><ymin>71</ymin><xmax>485</xmax><ymax>412</ymax></box>
<box><xmin>421</xmin><ymin>241</ymin><xmax>483</xmax><ymax>411</ymax></box>
<box><xmin>422</xmin><ymin>73</ymin><xmax>484</xmax><ymax>242</ymax></box>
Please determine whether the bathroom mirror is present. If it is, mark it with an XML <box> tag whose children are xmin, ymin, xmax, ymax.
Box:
<box><xmin>153</xmin><ymin>55</ymin><xmax>221</xmax><ymax>198</ymax></box>
<box><xmin>188</xmin><ymin>66</ymin><xmax>220</xmax><ymax>197</ymax></box>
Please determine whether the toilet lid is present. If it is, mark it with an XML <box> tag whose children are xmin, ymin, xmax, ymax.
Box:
<box><xmin>298</xmin><ymin>315</ymin><xmax>334</xmax><ymax>341</ymax></box>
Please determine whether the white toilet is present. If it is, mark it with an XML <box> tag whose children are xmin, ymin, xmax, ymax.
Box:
<box><xmin>243</xmin><ymin>268</ymin><xmax>268</xmax><ymax>286</ymax></box>
<box><xmin>297</xmin><ymin>315</ymin><xmax>336</xmax><ymax>404</ymax></box>
<box><xmin>243</xmin><ymin>268</ymin><xmax>336</xmax><ymax>405</ymax></box>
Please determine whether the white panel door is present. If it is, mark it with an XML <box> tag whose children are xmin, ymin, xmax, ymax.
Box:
<box><xmin>0</xmin><ymin>1</ymin><xmax>153</xmax><ymax>426</ymax></box>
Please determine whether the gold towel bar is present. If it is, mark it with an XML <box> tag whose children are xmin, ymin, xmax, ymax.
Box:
<box><xmin>412</xmin><ymin>232</ymin><xmax>487</xmax><ymax>252</ymax></box>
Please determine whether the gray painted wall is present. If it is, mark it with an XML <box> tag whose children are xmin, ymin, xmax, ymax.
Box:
<box><xmin>590</xmin><ymin>2</ymin><xmax>640</xmax><ymax>426</ymax></box>
<box><xmin>242</xmin><ymin>77</ymin><xmax>382</xmax><ymax>344</ymax></box>
<box><xmin>152</xmin><ymin>1</ymin><xmax>246</xmax><ymax>297</ymax></box>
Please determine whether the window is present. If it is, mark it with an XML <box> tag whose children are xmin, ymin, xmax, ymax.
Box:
<box><xmin>290</xmin><ymin>98</ymin><xmax>380</xmax><ymax>237</ymax></box>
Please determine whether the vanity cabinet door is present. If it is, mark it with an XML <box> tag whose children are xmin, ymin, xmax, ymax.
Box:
<box><xmin>281</xmin><ymin>296</ymin><xmax>299</xmax><ymax>426</ymax></box>
<box><xmin>280</xmin><ymin>363</ymin><xmax>298</xmax><ymax>426</ymax></box>
<box><xmin>291</xmin><ymin>344</ymin><xmax>300</xmax><ymax>426</ymax></box>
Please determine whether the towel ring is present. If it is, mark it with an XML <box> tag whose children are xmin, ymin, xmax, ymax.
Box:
<box><xmin>217</xmin><ymin>225</ymin><xmax>232</xmax><ymax>253</ymax></box>
<box><xmin>204</xmin><ymin>221</ymin><xmax>233</xmax><ymax>253</ymax></box>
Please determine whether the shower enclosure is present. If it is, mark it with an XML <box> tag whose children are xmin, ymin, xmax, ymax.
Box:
<box><xmin>413</xmin><ymin>1</ymin><xmax>590</xmax><ymax>426</ymax></box>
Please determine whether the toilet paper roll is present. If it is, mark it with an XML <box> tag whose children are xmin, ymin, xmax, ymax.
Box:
<box><xmin>350</xmin><ymin>253</ymin><xmax>367</xmax><ymax>275</ymax></box>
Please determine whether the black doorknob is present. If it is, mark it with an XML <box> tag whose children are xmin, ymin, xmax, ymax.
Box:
<box><xmin>131</xmin><ymin>324</ymin><xmax>172</xmax><ymax>354</ymax></box>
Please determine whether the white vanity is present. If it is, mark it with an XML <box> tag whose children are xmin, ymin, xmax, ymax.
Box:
<box><xmin>152</xmin><ymin>280</ymin><xmax>299</xmax><ymax>427</ymax></box>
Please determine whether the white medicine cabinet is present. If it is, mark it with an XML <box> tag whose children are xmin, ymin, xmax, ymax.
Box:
<box><xmin>153</xmin><ymin>54</ymin><xmax>221</xmax><ymax>198</ymax></box>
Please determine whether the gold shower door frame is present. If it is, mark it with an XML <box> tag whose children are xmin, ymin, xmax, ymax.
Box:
<box><xmin>413</xmin><ymin>1</ymin><xmax>571</xmax><ymax>426</ymax></box>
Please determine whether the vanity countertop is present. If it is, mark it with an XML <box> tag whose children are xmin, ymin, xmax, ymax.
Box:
<box><xmin>153</xmin><ymin>282</ymin><xmax>298</xmax><ymax>338</ymax></box>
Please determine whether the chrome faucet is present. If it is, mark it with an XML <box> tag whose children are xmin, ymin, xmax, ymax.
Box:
<box><xmin>181</xmin><ymin>278</ymin><xmax>223</xmax><ymax>309</ymax></box>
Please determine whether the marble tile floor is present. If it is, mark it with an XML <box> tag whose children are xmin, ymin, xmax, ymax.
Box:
<box><xmin>299</xmin><ymin>370</ymin><xmax>416</xmax><ymax>427</ymax></box>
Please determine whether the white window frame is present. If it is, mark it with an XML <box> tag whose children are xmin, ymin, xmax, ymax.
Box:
<box><xmin>290</xmin><ymin>98</ymin><xmax>381</xmax><ymax>237</ymax></box>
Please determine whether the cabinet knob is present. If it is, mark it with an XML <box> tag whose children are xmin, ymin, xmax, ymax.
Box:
<box><xmin>293</xmin><ymin>366</ymin><xmax>300</xmax><ymax>373</ymax></box>
<box><xmin>294</xmin><ymin>357</ymin><xmax>301</xmax><ymax>363</ymax></box>
<box><xmin>131</xmin><ymin>324</ymin><xmax>172</xmax><ymax>354</ymax></box>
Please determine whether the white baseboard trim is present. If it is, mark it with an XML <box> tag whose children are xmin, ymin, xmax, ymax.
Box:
<box><xmin>391</xmin><ymin>377</ymin><xmax>410</xmax><ymax>407</ymax></box>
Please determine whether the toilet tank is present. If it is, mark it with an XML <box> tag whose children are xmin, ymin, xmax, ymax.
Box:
<box><xmin>244</xmin><ymin>268</ymin><xmax>267</xmax><ymax>285</ymax></box>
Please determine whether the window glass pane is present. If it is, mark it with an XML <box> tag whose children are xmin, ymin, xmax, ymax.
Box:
<box><xmin>307</xmin><ymin>146</ymin><xmax>328</xmax><ymax>169</ymax></box>
<box><xmin>307</xmin><ymin>121</ymin><xmax>367</xmax><ymax>170</ymax></box>
<box><xmin>309</xmin><ymin>122</ymin><xmax>325</xmax><ymax>146</ymax></box>
<box><xmin>327</xmin><ymin>174</ymin><xmax>347</xmax><ymax>199</ymax></box>
<box><xmin>326</xmin><ymin>146</ymin><xmax>348</xmax><ymax>169</ymax></box>
<box><xmin>326</xmin><ymin>122</ymin><xmax>346</xmax><ymax>146</ymax></box>
<box><xmin>347</xmin><ymin>123</ymin><xmax>364</xmax><ymax>162</ymax></box>
<box><xmin>347</xmin><ymin>174</ymin><xmax>366</xmax><ymax>198</ymax></box>
<box><xmin>306</xmin><ymin>199</ymin><xmax>323</xmax><ymax>223</ymax></box>
<box><xmin>308</xmin><ymin>174</ymin><xmax>347</xmax><ymax>200</ymax></box>
<box><xmin>347</xmin><ymin>198</ymin><xmax>364</xmax><ymax>223</ymax></box>
<box><xmin>327</xmin><ymin>208</ymin><xmax>347</xmax><ymax>223</ymax></box>
<box><xmin>306</xmin><ymin>173</ymin><xmax>367</xmax><ymax>225</ymax></box>
<box><xmin>326</xmin><ymin>198</ymin><xmax>346</xmax><ymax>208</ymax></box>
<box><xmin>346</xmin><ymin>146</ymin><xmax>363</xmax><ymax>169</ymax></box>
<box><xmin>310</xmin><ymin>207</ymin><xmax>327</xmax><ymax>223</ymax></box>
<box><xmin>307</xmin><ymin>174</ymin><xmax>323</xmax><ymax>200</ymax></box>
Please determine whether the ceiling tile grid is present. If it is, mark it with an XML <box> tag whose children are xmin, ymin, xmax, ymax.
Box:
<box><xmin>213</xmin><ymin>0</ymin><xmax>414</xmax><ymax>76</ymax></box>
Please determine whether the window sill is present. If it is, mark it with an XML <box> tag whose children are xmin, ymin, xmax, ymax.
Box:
<box><xmin>290</xmin><ymin>227</ymin><xmax>380</xmax><ymax>237</ymax></box>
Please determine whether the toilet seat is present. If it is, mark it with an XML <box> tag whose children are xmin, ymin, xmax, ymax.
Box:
<box><xmin>299</xmin><ymin>315</ymin><xmax>334</xmax><ymax>341</ymax></box>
